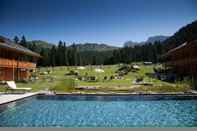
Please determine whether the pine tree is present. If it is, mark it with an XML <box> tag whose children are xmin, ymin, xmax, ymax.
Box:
<box><xmin>63</xmin><ymin>42</ymin><xmax>68</xmax><ymax>66</ymax></box>
<box><xmin>20</xmin><ymin>35</ymin><xmax>27</xmax><ymax>47</ymax></box>
<box><xmin>50</xmin><ymin>45</ymin><xmax>56</xmax><ymax>66</ymax></box>
<box><xmin>57</xmin><ymin>41</ymin><xmax>63</xmax><ymax>66</ymax></box>
<box><xmin>92</xmin><ymin>55</ymin><xmax>96</xmax><ymax>65</ymax></box>
<box><xmin>38</xmin><ymin>48</ymin><xmax>49</xmax><ymax>66</ymax></box>
<box><xmin>13</xmin><ymin>36</ymin><xmax>19</xmax><ymax>44</ymax></box>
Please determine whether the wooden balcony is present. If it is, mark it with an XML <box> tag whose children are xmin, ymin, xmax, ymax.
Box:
<box><xmin>0</xmin><ymin>58</ymin><xmax>36</xmax><ymax>69</ymax></box>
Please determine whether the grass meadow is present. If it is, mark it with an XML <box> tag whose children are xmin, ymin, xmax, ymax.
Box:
<box><xmin>0</xmin><ymin>63</ymin><xmax>191</xmax><ymax>93</ymax></box>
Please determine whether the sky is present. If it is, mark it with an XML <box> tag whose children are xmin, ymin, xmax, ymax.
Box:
<box><xmin>0</xmin><ymin>0</ymin><xmax>197</xmax><ymax>46</ymax></box>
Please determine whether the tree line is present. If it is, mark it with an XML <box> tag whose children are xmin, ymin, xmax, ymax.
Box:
<box><xmin>13</xmin><ymin>36</ymin><xmax>165</xmax><ymax>66</ymax></box>
<box><xmin>104</xmin><ymin>41</ymin><xmax>164</xmax><ymax>65</ymax></box>
<box><xmin>14</xmin><ymin>36</ymin><xmax>82</xmax><ymax>66</ymax></box>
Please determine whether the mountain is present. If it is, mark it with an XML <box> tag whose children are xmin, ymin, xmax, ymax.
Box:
<box><xmin>28</xmin><ymin>40</ymin><xmax>54</xmax><ymax>49</ymax></box>
<box><xmin>124</xmin><ymin>20</ymin><xmax>197</xmax><ymax>50</ymax></box>
<box><xmin>28</xmin><ymin>19</ymin><xmax>197</xmax><ymax>54</ymax></box>
<box><xmin>146</xmin><ymin>35</ymin><xmax>169</xmax><ymax>43</ymax></box>
<box><xmin>124</xmin><ymin>41</ymin><xmax>140</xmax><ymax>47</ymax></box>
<box><xmin>74</xmin><ymin>43</ymin><xmax>118</xmax><ymax>52</ymax></box>
<box><xmin>27</xmin><ymin>40</ymin><xmax>118</xmax><ymax>52</ymax></box>
<box><xmin>27</xmin><ymin>35</ymin><xmax>169</xmax><ymax>51</ymax></box>
<box><xmin>124</xmin><ymin>35</ymin><xmax>169</xmax><ymax>47</ymax></box>
<box><xmin>163</xmin><ymin>20</ymin><xmax>197</xmax><ymax>51</ymax></box>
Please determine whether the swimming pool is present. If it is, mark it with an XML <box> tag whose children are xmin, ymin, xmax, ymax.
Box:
<box><xmin>0</xmin><ymin>94</ymin><xmax>197</xmax><ymax>127</ymax></box>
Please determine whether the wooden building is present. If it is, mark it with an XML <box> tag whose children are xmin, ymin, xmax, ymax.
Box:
<box><xmin>0</xmin><ymin>36</ymin><xmax>41</xmax><ymax>81</ymax></box>
<box><xmin>162</xmin><ymin>40</ymin><xmax>197</xmax><ymax>87</ymax></box>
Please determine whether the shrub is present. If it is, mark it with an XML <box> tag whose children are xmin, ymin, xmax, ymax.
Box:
<box><xmin>136</xmin><ymin>76</ymin><xmax>144</xmax><ymax>82</ymax></box>
<box><xmin>104</xmin><ymin>76</ymin><xmax>108</xmax><ymax>81</ymax></box>
<box><xmin>65</xmin><ymin>70</ymin><xmax>79</xmax><ymax>76</ymax></box>
<box><xmin>50</xmin><ymin>78</ymin><xmax>75</xmax><ymax>92</ymax></box>
<box><xmin>110</xmin><ymin>75</ymin><xmax>114</xmax><ymax>80</ymax></box>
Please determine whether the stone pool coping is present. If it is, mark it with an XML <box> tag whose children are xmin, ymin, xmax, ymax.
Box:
<box><xmin>0</xmin><ymin>92</ymin><xmax>39</xmax><ymax>105</ymax></box>
<box><xmin>38</xmin><ymin>91</ymin><xmax>197</xmax><ymax>99</ymax></box>
<box><xmin>40</xmin><ymin>90</ymin><xmax>197</xmax><ymax>95</ymax></box>
<box><xmin>0</xmin><ymin>91</ymin><xmax>197</xmax><ymax>105</ymax></box>
<box><xmin>44</xmin><ymin>93</ymin><xmax>197</xmax><ymax>97</ymax></box>
<box><xmin>36</xmin><ymin>93</ymin><xmax>197</xmax><ymax>101</ymax></box>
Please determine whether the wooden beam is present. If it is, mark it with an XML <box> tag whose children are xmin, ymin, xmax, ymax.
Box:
<box><xmin>12</xmin><ymin>58</ymin><xmax>14</xmax><ymax>80</ymax></box>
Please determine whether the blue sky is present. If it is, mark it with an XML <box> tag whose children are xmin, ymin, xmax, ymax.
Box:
<box><xmin>0</xmin><ymin>0</ymin><xmax>197</xmax><ymax>46</ymax></box>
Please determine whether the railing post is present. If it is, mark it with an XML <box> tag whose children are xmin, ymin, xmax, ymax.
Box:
<box><xmin>12</xmin><ymin>59</ymin><xmax>15</xmax><ymax>81</ymax></box>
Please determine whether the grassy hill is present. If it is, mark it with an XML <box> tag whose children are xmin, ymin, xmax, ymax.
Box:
<box><xmin>27</xmin><ymin>40</ymin><xmax>54</xmax><ymax>52</ymax></box>
<box><xmin>28</xmin><ymin>40</ymin><xmax>118</xmax><ymax>52</ymax></box>
<box><xmin>28</xmin><ymin>40</ymin><xmax>54</xmax><ymax>48</ymax></box>
<box><xmin>74</xmin><ymin>43</ymin><xmax>118</xmax><ymax>52</ymax></box>
<box><xmin>0</xmin><ymin>64</ymin><xmax>189</xmax><ymax>93</ymax></box>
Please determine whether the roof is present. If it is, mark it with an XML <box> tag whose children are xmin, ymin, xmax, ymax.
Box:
<box><xmin>162</xmin><ymin>40</ymin><xmax>197</xmax><ymax>58</ymax></box>
<box><xmin>0</xmin><ymin>36</ymin><xmax>41</xmax><ymax>58</ymax></box>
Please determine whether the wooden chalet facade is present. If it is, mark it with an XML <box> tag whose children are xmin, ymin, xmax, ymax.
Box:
<box><xmin>162</xmin><ymin>40</ymin><xmax>197</xmax><ymax>87</ymax></box>
<box><xmin>0</xmin><ymin>36</ymin><xmax>41</xmax><ymax>81</ymax></box>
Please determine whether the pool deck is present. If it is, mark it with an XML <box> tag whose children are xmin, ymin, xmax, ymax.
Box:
<box><xmin>0</xmin><ymin>92</ymin><xmax>38</xmax><ymax>105</ymax></box>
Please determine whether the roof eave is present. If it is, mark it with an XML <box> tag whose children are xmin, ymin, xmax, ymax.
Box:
<box><xmin>0</xmin><ymin>44</ymin><xmax>41</xmax><ymax>58</ymax></box>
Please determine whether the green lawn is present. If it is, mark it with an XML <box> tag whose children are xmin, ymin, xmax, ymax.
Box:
<box><xmin>0</xmin><ymin>64</ymin><xmax>191</xmax><ymax>93</ymax></box>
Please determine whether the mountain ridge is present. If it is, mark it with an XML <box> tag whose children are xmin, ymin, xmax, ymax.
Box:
<box><xmin>124</xmin><ymin>35</ymin><xmax>169</xmax><ymax>47</ymax></box>
<box><xmin>163</xmin><ymin>20</ymin><xmax>197</xmax><ymax>51</ymax></box>
<box><xmin>27</xmin><ymin>41</ymin><xmax>119</xmax><ymax>52</ymax></box>
<box><xmin>26</xmin><ymin>35</ymin><xmax>170</xmax><ymax>51</ymax></box>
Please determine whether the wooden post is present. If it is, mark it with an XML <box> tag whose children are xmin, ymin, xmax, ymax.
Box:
<box><xmin>16</xmin><ymin>56</ymin><xmax>19</xmax><ymax>81</ymax></box>
<box><xmin>12</xmin><ymin>59</ymin><xmax>15</xmax><ymax>81</ymax></box>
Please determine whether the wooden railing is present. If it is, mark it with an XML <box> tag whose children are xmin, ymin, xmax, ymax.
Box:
<box><xmin>0</xmin><ymin>58</ymin><xmax>36</xmax><ymax>68</ymax></box>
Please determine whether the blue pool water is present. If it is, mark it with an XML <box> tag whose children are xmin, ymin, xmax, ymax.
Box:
<box><xmin>0</xmin><ymin>95</ymin><xmax>197</xmax><ymax>127</ymax></box>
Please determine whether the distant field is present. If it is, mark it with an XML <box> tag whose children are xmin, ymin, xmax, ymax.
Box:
<box><xmin>0</xmin><ymin>64</ymin><xmax>190</xmax><ymax>93</ymax></box>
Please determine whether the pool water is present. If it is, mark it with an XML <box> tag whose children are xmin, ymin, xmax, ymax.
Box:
<box><xmin>0</xmin><ymin>95</ymin><xmax>197</xmax><ymax>127</ymax></box>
